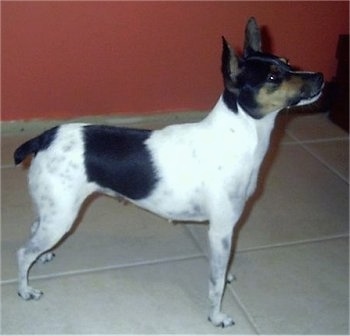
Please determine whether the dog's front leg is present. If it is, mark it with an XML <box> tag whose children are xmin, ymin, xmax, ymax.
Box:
<box><xmin>208</xmin><ymin>229</ymin><xmax>234</xmax><ymax>327</ymax></box>
<box><xmin>207</xmin><ymin>199</ymin><xmax>244</xmax><ymax>328</ymax></box>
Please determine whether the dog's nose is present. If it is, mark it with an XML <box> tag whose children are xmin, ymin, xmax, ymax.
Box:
<box><xmin>314</xmin><ymin>72</ymin><xmax>324</xmax><ymax>87</ymax></box>
<box><xmin>300</xmin><ymin>72</ymin><xmax>324</xmax><ymax>99</ymax></box>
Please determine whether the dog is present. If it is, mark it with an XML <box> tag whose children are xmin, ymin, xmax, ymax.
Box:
<box><xmin>14</xmin><ymin>17</ymin><xmax>323</xmax><ymax>327</ymax></box>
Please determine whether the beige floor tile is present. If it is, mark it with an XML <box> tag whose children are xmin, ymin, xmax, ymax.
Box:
<box><xmin>286</xmin><ymin>113</ymin><xmax>348</xmax><ymax>141</ymax></box>
<box><xmin>2</xmin><ymin>167</ymin><xmax>202</xmax><ymax>281</ymax></box>
<box><xmin>229</xmin><ymin>238</ymin><xmax>349</xmax><ymax>334</ymax></box>
<box><xmin>1</xmin><ymin>258</ymin><xmax>257</xmax><ymax>334</ymax></box>
<box><xmin>304</xmin><ymin>139</ymin><xmax>349</xmax><ymax>182</ymax></box>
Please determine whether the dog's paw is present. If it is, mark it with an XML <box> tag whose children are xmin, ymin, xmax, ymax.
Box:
<box><xmin>208</xmin><ymin>312</ymin><xmax>235</xmax><ymax>328</ymax></box>
<box><xmin>38</xmin><ymin>252</ymin><xmax>55</xmax><ymax>263</ymax></box>
<box><xmin>18</xmin><ymin>287</ymin><xmax>43</xmax><ymax>300</ymax></box>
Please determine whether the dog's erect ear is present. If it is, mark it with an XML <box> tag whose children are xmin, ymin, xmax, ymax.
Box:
<box><xmin>221</xmin><ymin>36</ymin><xmax>240</xmax><ymax>91</ymax></box>
<box><xmin>243</xmin><ymin>17</ymin><xmax>262</xmax><ymax>57</ymax></box>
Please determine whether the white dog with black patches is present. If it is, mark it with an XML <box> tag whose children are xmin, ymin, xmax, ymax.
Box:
<box><xmin>14</xmin><ymin>17</ymin><xmax>323</xmax><ymax>327</ymax></box>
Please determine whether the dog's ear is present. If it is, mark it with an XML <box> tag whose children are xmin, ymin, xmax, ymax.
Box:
<box><xmin>221</xmin><ymin>36</ymin><xmax>240</xmax><ymax>91</ymax></box>
<box><xmin>243</xmin><ymin>17</ymin><xmax>262</xmax><ymax>57</ymax></box>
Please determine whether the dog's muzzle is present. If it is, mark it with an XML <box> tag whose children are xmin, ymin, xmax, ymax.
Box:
<box><xmin>300</xmin><ymin>72</ymin><xmax>324</xmax><ymax>99</ymax></box>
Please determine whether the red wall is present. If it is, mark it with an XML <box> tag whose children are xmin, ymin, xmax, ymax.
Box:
<box><xmin>2</xmin><ymin>1</ymin><xmax>349</xmax><ymax>121</ymax></box>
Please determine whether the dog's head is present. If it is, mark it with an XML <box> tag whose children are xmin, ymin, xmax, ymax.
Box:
<box><xmin>222</xmin><ymin>17</ymin><xmax>324</xmax><ymax>119</ymax></box>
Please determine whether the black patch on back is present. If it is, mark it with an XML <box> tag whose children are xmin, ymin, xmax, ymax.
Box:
<box><xmin>83</xmin><ymin>125</ymin><xmax>158</xmax><ymax>200</ymax></box>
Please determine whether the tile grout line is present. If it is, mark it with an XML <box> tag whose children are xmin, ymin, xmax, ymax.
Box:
<box><xmin>281</xmin><ymin>136</ymin><xmax>349</xmax><ymax>146</ymax></box>
<box><xmin>0</xmin><ymin>253</ymin><xmax>205</xmax><ymax>285</ymax></box>
<box><xmin>185</xmin><ymin>221</ymin><xmax>348</xmax><ymax>257</ymax></box>
<box><xmin>236</xmin><ymin>233</ymin><xmax>349</xmax><ymax>254</ymax></box>
<box><xmin>285</xmin><ymin>130</ymin><xmax>349</xmax><ymax>184</ymax></box>
<box><xmin>185</xmin><ymin>226</ymin><xmax>348</xmax><ymax>333</ymax></box>
<box><xmin>184</xmin><ymin>225</ymin><xmax>209</xmax><ymax>257</ymax></box>
<box><xmin>227</xmin><ymin>286</ymin><xmax>261</xmax><ymax>334</ymax></box>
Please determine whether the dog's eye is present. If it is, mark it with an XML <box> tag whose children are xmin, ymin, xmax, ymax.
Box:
<box><xmin>267</xmin><ymin>72</ymin><xmax>279</xmax><ymax>82</ymax></box>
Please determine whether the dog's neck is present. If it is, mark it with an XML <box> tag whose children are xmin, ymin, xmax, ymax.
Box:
<box><xmin>207</xmin><ymin>94</ymin><xmax>279</xmax><ymax>130</ymax></box>
<box><xmin>222</xmin><ymin>88</ymin><xmax>239</xmax><ymax>113</ymax></box>
<box><xmin>204</xmin><ymin>94</ymin><xmax>279</xmax><ymax>160</ymax></box>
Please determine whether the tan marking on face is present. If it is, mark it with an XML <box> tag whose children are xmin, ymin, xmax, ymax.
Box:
<box><xmin>256</xmin><ymin>75</ymin><xmax>304</xmax><ymax>115</ymax></box>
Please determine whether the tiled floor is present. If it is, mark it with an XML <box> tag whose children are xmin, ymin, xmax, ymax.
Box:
<box><xmin>1</xmin><ymin>111</ymin><xmax>349</xmax><ymax>334</ymax></box>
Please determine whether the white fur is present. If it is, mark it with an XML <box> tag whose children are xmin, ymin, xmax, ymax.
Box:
<box><xmin>138</xmin><ymin>98</ymin><xmax>276</xmax><ymax>220</ymax></box>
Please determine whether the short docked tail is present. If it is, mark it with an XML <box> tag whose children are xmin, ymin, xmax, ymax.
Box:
<box><xmin>14</xmin><ymin>126</ymin><xmax>59</xmax><ymax>165</ymax></box>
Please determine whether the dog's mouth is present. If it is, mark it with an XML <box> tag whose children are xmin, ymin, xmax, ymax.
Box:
<box><xmin>284</xmin><ymin>71</ymin><xmax>324</xmax><ymax>106</ymax></box>
<box><xmin>290</xmin><ymin>73</ymin><xmax>324</xmax><ymax>108</ymax></box>
<box><xmin>295</xmin><ymin>82</ymin><xmax>324</xmax><ymax>107</ymax></box>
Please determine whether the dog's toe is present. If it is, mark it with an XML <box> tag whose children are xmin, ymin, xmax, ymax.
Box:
<box><xmin>220</xmin><ymin>316</ymin><xmax>235</xmax><ymax>328</ymax></box>
<box><xmin>208</xmin><ymin>312</ymin><xmax>235</xmax><ymax>328</ymax></box>
<box><xmin>226</xmin><ymin>272</ymin><xmax>236</xmax><ymax>283</ymax></box>
<box><xmin>38</xmin><ymin>252</ymin><xmax>55</xmax><ymax>263</ymax></box>
<box><xmin>221</xmin><ymin>319</ymin><xmax>235</xmax><ymax>328</ymax></box>
<box><xmin>18</xmin><ymin>287</ymin><xmax>43</xmax><ymax>300</ymax></box>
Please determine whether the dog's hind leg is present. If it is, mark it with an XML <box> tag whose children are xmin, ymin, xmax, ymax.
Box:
<box><xmin>30</xmin><ymin>219</ymin><xmax>55</xmax><ymax>263</ymax></box>
<box><xmin>207</xmin><ymin>197</ymin><xmax>244</xmax><ymax>328</ymax></box>
<box><xmin>17</xmin><ymin>204</ymin><xmax>81</xmax><ymax>300</ymax></box>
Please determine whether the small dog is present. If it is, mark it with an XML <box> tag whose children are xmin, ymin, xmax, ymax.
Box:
<box><xmin>14</xmin><ymin>17</ymin><xmax>323</xmax><ymax>327</ymax></box>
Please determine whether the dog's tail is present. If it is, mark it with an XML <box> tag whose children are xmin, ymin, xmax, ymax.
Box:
<box><xmin>14</xmin><ymin>126</ymin><xmax>59</xmax><ymax>165</ymax></box>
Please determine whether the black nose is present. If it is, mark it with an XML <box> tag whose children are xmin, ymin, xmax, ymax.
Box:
<box><xmin>300</xmin><ymin>72</ymin><xmax>324</xmax><ymax>99</ymax></box>
<box><xmin>301</xmin><ymin>71</ymin><xmax>324</xmax><ymax>86</ymax></box>
<box><xmin>314</xmin><ymin>72</ymin><xmax>324</xmax><ymax>87</ymax></box>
